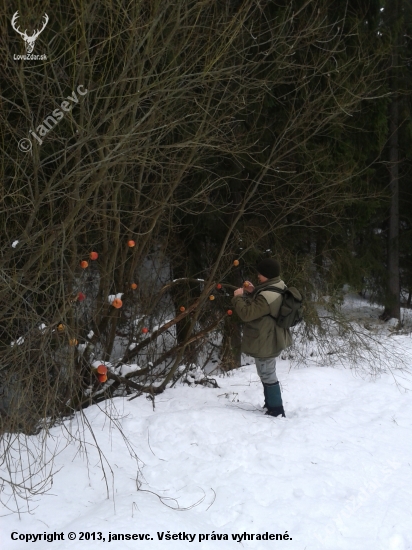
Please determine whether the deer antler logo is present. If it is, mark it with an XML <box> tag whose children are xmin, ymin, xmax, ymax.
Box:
<box><xmin>11</xmin><ymin>11</ymin><xmax>49</xmax><ymax>54</ymax></box>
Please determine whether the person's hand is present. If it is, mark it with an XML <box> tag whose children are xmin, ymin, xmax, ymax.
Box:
<box><xmin>243</xmin><ymin>281</ymin><xmax>255</xmax><ymax>293</ymax></box>
<box><xmin>234</xmin><ymin>288</ymin><xmax>244</xmax><ymax>297</ymax></box>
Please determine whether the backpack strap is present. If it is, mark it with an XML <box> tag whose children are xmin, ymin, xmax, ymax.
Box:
<box><xmin>257</xmin><ymin>287</ymin><xmax>286</xmax><ymax>296</ymax></box>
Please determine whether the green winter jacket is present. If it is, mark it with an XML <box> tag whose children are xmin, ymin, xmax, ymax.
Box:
<box><xmin>231</xmin><ymin>276</ymin><xmax>293</xmax><ymax>359</ymax></box>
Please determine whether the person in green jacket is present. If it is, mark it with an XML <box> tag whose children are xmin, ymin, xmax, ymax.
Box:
<box><xmin>232</xmin><ymin>258</ymin><xmax>292</xmax><ymax>418</ymax></box>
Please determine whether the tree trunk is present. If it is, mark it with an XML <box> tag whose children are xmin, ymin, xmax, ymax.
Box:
<box><xmin>386</xmin><ymin>94</ymin><xmax>400</xmax><ymax>320</ymax></box>
<box><xmin>382</xmin><ymin>4</ymin><xmax>401</xmax><ymax>321</ymax></box>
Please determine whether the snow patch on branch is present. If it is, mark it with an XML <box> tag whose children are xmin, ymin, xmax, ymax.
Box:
<box><xmin>108</xmin><ymin>293</ymin><xmax>123</xmax><ymax>304</ymax></box>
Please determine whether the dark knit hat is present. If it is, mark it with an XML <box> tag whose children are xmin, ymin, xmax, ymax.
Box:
<box><xmin>256</xmin><ymin>258</ymin><xmax>280</xmax><ymax>279</ymax></box>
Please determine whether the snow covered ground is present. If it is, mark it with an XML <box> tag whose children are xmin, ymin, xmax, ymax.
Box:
<box><xmin>1</xmin><ymin>301</ymin><xmax>412</xmax><ymax>550</ymax></box>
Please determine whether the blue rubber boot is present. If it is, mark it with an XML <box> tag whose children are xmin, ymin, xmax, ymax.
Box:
<box><xmin>263</xmin><ymin>382</ymin><xmax>286</xmax><ymax>417</ymax></box>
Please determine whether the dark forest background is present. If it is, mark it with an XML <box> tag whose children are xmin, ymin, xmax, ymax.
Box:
<box><xmin>0</xmin><ymin>0</ymin><xmax>411</xmax><ymax>435</ymax></box>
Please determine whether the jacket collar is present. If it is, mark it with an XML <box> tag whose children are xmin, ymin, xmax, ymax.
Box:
<box><xmin>254</xmin><ymin>276</ymin><xmax>282</xmax><ymax>293</ymax></box>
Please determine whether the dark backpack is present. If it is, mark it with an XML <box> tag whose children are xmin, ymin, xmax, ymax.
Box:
<box><xmin>261</xmin><ymin>286</ymin><xmax>303</xmax><ymax>329</ymax></box>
